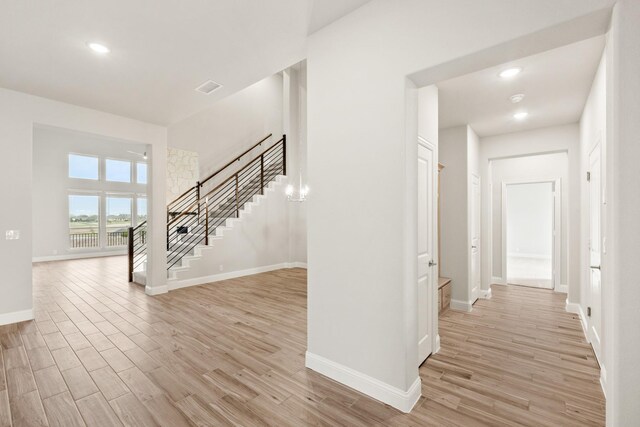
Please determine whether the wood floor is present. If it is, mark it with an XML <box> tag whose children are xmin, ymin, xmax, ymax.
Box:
<box><xmin>0</xmin><ymin>257</ymin><xmax>604</xmax><ymax>426</ymax></box>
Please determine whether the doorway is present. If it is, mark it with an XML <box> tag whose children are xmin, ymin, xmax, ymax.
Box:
<box><xmin>504</xmin><ymin>181</ymin><xmax>559</xmax><ymax>289</ymax></box>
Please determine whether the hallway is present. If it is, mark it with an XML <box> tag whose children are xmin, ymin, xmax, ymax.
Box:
<box><xmin>0</xmin><ymin>258</ymin><xmax>603</xmax><ymax>426</ymax></box>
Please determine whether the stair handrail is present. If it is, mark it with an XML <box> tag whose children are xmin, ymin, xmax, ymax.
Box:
<box><xmin>199</xmin><ymin>133</ymin><xmax>273</xmax><ymax>187</ymax></box>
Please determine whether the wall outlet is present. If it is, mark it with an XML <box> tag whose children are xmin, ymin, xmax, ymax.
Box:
<box><xmin>219</xmin><ymin>264</ymin><xmax>224</xmax><ymax>271</ymax></box>
<box><xmin>5</xmin><ymin>230</ymin><xmax>20</xmax><ymax>240</ymax></box>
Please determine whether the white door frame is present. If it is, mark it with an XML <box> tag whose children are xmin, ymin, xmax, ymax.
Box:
<box><xmin>417</xmin><ymin>136</ymin><xmax>439</xmax><ymax>363</ymax></box>
<box><xmin>587</xmin><ymin>141</ymin><xmax>603</xmax><ymax>362</ymax></box>
<box><xmin>469</xmin><ymin>173</ymin><xmax>481</xmax><ymax>302</ymax></box>
<box><xmin>501</xmin><ymin>178</ymin><xmax>561</xmax><ymax>290</ymax></box>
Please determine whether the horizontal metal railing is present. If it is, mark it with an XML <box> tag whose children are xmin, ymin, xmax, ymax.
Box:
<box><xmin>128</xmin><ymin>134</ymin><xmax>286</xmax><ymax>282</ymax></box>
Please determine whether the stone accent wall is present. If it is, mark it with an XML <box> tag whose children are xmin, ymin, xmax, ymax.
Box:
<box><xmin>167</xmin><ymin>147</ymin><xmax>199</xmax><ymax>202</ymax></box>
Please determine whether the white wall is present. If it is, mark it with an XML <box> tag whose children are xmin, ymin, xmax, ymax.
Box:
<box><xmin>305</xmin><ymin>0</ymin><xmax>615</xmax><ymax>411</ymax></box>
<box><xmin>0</xmin><ymin>88</ymin><xmax>167</xmax><ymax>324</ymax></box>
<box><xmin>437</xmin><ymin>125</ymin><xmax>479</xmax><ymax>307</ymax></box>
<box><xmin>438</xmin><ymin>126</ymin><xmax>469</xmax><ymax>304</ymax></box>
<box><xmin>607</xmin><ymin>2</ymin><xmax>640</xmax><ymax>422</ymax></box>
<box><xmin>480</xmin><ymin>125</ymin><xmax>577</xmax><ymax>297</ymax></box>
<box><xmin>168</xmin><ymin>74</ymin><xmax>284</xmax><ymax>179</ymax></box>
<box><xmin>32</xmin><ymin>126</ymin><xmax>148</xmax><ymax>260</ymax></box>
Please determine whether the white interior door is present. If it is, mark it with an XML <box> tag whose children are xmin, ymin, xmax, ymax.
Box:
<box><xmin>418</xmin><ymin>139</ymin><xmax>436</xmax><ymax>364</ymax></box>
<box><xmin>470</xmin><ymin>175</ymin><xmax>480</xmax><ymax>302</ymax></box>
<box><xmin>588</xmin><ymin>145</ymin><xmax>602</xmax><ymax>360</ymax></box>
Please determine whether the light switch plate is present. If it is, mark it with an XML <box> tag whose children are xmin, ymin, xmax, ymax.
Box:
<box><xmin>5</xmin><ymin>230</ymin><xmax>20</xmax><ymax>240</ymax></box>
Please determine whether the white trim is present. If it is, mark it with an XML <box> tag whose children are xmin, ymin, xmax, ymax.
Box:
<box><xmin>566</xmin><ymin>299</ymin><xmax>605</xmax><ymax>396</ymax></box>
<box><xmin>600</xmin><ymin>365</ymin><xmax>607</xmax><ymax>398</ymax></box>
<box><xmin>479</xmin><ymin>288</ymin><xmax>492</xmax><ymax>299</ymax></box>
<box><xmin>450</xmin><ymin>299</ymin><xmax>473</xmax><ymax>312</ymax></box>
<box><xmin>145</xmin><ymin>285</ymin><xmax>168</xmax><ymax>296</ymax></box>
<box><xmin>305</xmin><ymin>351</ymin><xmax>421</xmax><ymax>413</ymax></box>
<box><xmin>32</xmin><ymin>250</ymin><xmax>126</xmax><ymax>263</ymax></box>
<box><xmin>434</xmin><ymin>334</ymin><xmax>441</xmax><ymax>354</ymax></box>
<box><xmin>168</xmin><ymin>262</ymin><xmax>304</xmax><ymax>291</ymax></box>
<box><xmin>491</xmin><ymin>276</ymin><xmax>505</xmax><ymax>285</ymax></box>
<box><xmin>557</xmin><ymin>284</ymin><xmax>568</xmax><ymax>294</ymax></box>
<box><xmin>0</xmin><ymin>308</ymin><xmax>34</xmax><ymax>326</ymax></box>
<box><xmin>565</xmin><ymin>300</ymin><xmax>589</xmax><ymax>339</ymax></box>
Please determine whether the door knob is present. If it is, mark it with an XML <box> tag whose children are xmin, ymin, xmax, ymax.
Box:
<box><xmin>429</xmin><ymin>260</ymin><xmax>437</xmax><ymax>267</ymax></box>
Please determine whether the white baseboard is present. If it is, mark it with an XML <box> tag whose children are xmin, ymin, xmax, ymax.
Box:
<box><xmin>305</xmin><ymin>351</ymin><xmax>421</xmax><ymax>413</ymax></box>
<box><xmin>565</xmin><ymin>300</ymin><xmax>589</xmax><ymax>342</ymax></box>
<box><xmin>33</xmin><ymin>250</ymin><xmax>126</xmax><ymax>263</ymax></box>
<box><xmin>557</xmin><ymin>284</ymin><xmax>568</xmax><ymax>294</ymax></box>
<box><xmin>145</xmin><ymin>285</ymin><xmax>169</xmax><ymax>296</ymax></box>
<box><xmin>600</xmin><ymin>365</ymin><xmax>607</xmax><ymax>398</ymax></box>
<box><xmin>0</xmin><ymin>308</ymin><xmax>34</xmax><ymax>326</ymax></box>
<box><xmin>491</xmin><ymin>276</ymin><xmax>504</xmax><ymax>285</ymax></box>
<box><xmin>565</xmin><ymin>299</ymin><xmax>607</xmax><ymax>397</ymax></box>
<box><xmin>288</xmin><ymin>262</ymin><xmax>307</xmax><ymax>269</ymax></box>
<box><xmin>434</xmin><ymin>334</ymin><xmax>441</xmax><ymax>354</ymax></box>
<box><xmin>450</xmin><ymin>299</ymin><xmax>473</xmax><ymax>312</ymax></box>
<box><xmin>479</xmin><ymin>288</ymin><xmax>492</xmax><ymax>299</ymax></box>
<box><xmin>168</xmin><ymin>262</ymin><xmax>304</xmax><ymax>291</ymax></box>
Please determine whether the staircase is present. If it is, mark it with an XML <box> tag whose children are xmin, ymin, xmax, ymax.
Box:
<box><xmin>128</xmin><ymin>134</ymin><xmax>286</xmax><ymax>285</ymax></box>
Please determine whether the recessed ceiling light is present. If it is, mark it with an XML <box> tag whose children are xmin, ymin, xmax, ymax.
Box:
<box><xmin>513</xmin><ymin>111</ymin><xmax>528</xmax><ymax>120</ymax></box>
<box><xmin>87</xmin><ymin>42</ymin><xmax>110</xmax><ymax>54</ymax></box>
<box><xmin>499</xmin><ymin>67</ymin><xmax>522</xmax><ymax>78</ymax></box>
<box><xmin>510</xmin><ymin>93</ymin><xmax>525</xmax><ymax>103</ymax></box>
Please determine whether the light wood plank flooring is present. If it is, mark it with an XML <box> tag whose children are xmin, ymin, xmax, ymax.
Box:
<box><xmin>0</xmin><ymin>257</ymin><xmax>603</xmax><ymax>426</ymax></box>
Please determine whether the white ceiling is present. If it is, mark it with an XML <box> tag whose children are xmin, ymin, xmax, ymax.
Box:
<box><xmin>0</xmin><ymin>0</ymin><xmax>369</xmax><ymax>125</ymax></box>
<box><xmin>437</xmin><ymin>36</ymin><xmax>605</xmax><ymax>137</ymax></box>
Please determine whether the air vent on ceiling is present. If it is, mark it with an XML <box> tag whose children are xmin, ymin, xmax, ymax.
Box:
<box><xmin>195</xmin><ymin>80</ymin><xmax>222</xmax><ymax>95</ymax></box>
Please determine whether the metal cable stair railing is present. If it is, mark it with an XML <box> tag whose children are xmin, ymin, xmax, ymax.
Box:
<box><xmin>128</xmin><ymin>134</ymin><xmax>286</xmax><ymax>281</ymax></box>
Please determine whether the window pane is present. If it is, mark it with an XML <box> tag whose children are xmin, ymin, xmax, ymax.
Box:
<box><xmin>69</xmin><ymin>195</ymin><xmax>99</xmax><ymax>248</ymax></box>
<box><xmin>106</xmin><ymin>159</ymin><xmax>131</xmax><ymax>183</ymax></box>
<box><xmin>106</xmin><ymin>197</ymin><xmax>132</xmax><ymax>246</ymax></box>
<box><xmin>69</xmin><ymin>154</ymin><xmax>98</xmax><ymax>180</ymax></box>
<box><xmin>137</xmin><ymin>162</ymin><xmax>147</xmax><ymax>184</ymax></box>
<box><xmin>137</xmin><ymin>197</ymin><xmax>147</xmax><ymax>224</ymax></box>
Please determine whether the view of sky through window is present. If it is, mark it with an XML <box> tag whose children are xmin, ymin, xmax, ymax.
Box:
<box><xmin>69</xmin><ymin>154</ymin><xmax>99</xmax><ymax>180</ymax></box>
<box><xmin>137</xmin><ymin>162</ymin><xmax>147</xmax><ymax>184</ymax></box>
<box><xmin>106</xmin><ymin>159</ymin><xmax>131</xmax><ymax>182</ymax></box>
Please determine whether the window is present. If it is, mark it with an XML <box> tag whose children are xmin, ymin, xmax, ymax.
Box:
<box><xmin>106</xmin><ymin>159</ymin><xmax>131</xmax><ymax>183</ymax></box>
<box><xmin>69</xmin><ymin>154</ymin><xmax>99</xmax><ymax>180</ymax></box>
<box><xmin>137</xmin><ymin>197</ymin><xmax>147</xmax><ymax>224</ymax></box>
<box><xmin>136</xmin><ymin>162</ymin><xmax>147</xmax><ymax>184</ymax></box>
<box><xmin>106</xmin><ymin>197</ymin><xmax>132</xmax><ymax>246</ymax></box>
<box><xmin>69</xmin><ymin>195</ymin><xmax>99</xmax><ymax>248</ymax></box>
